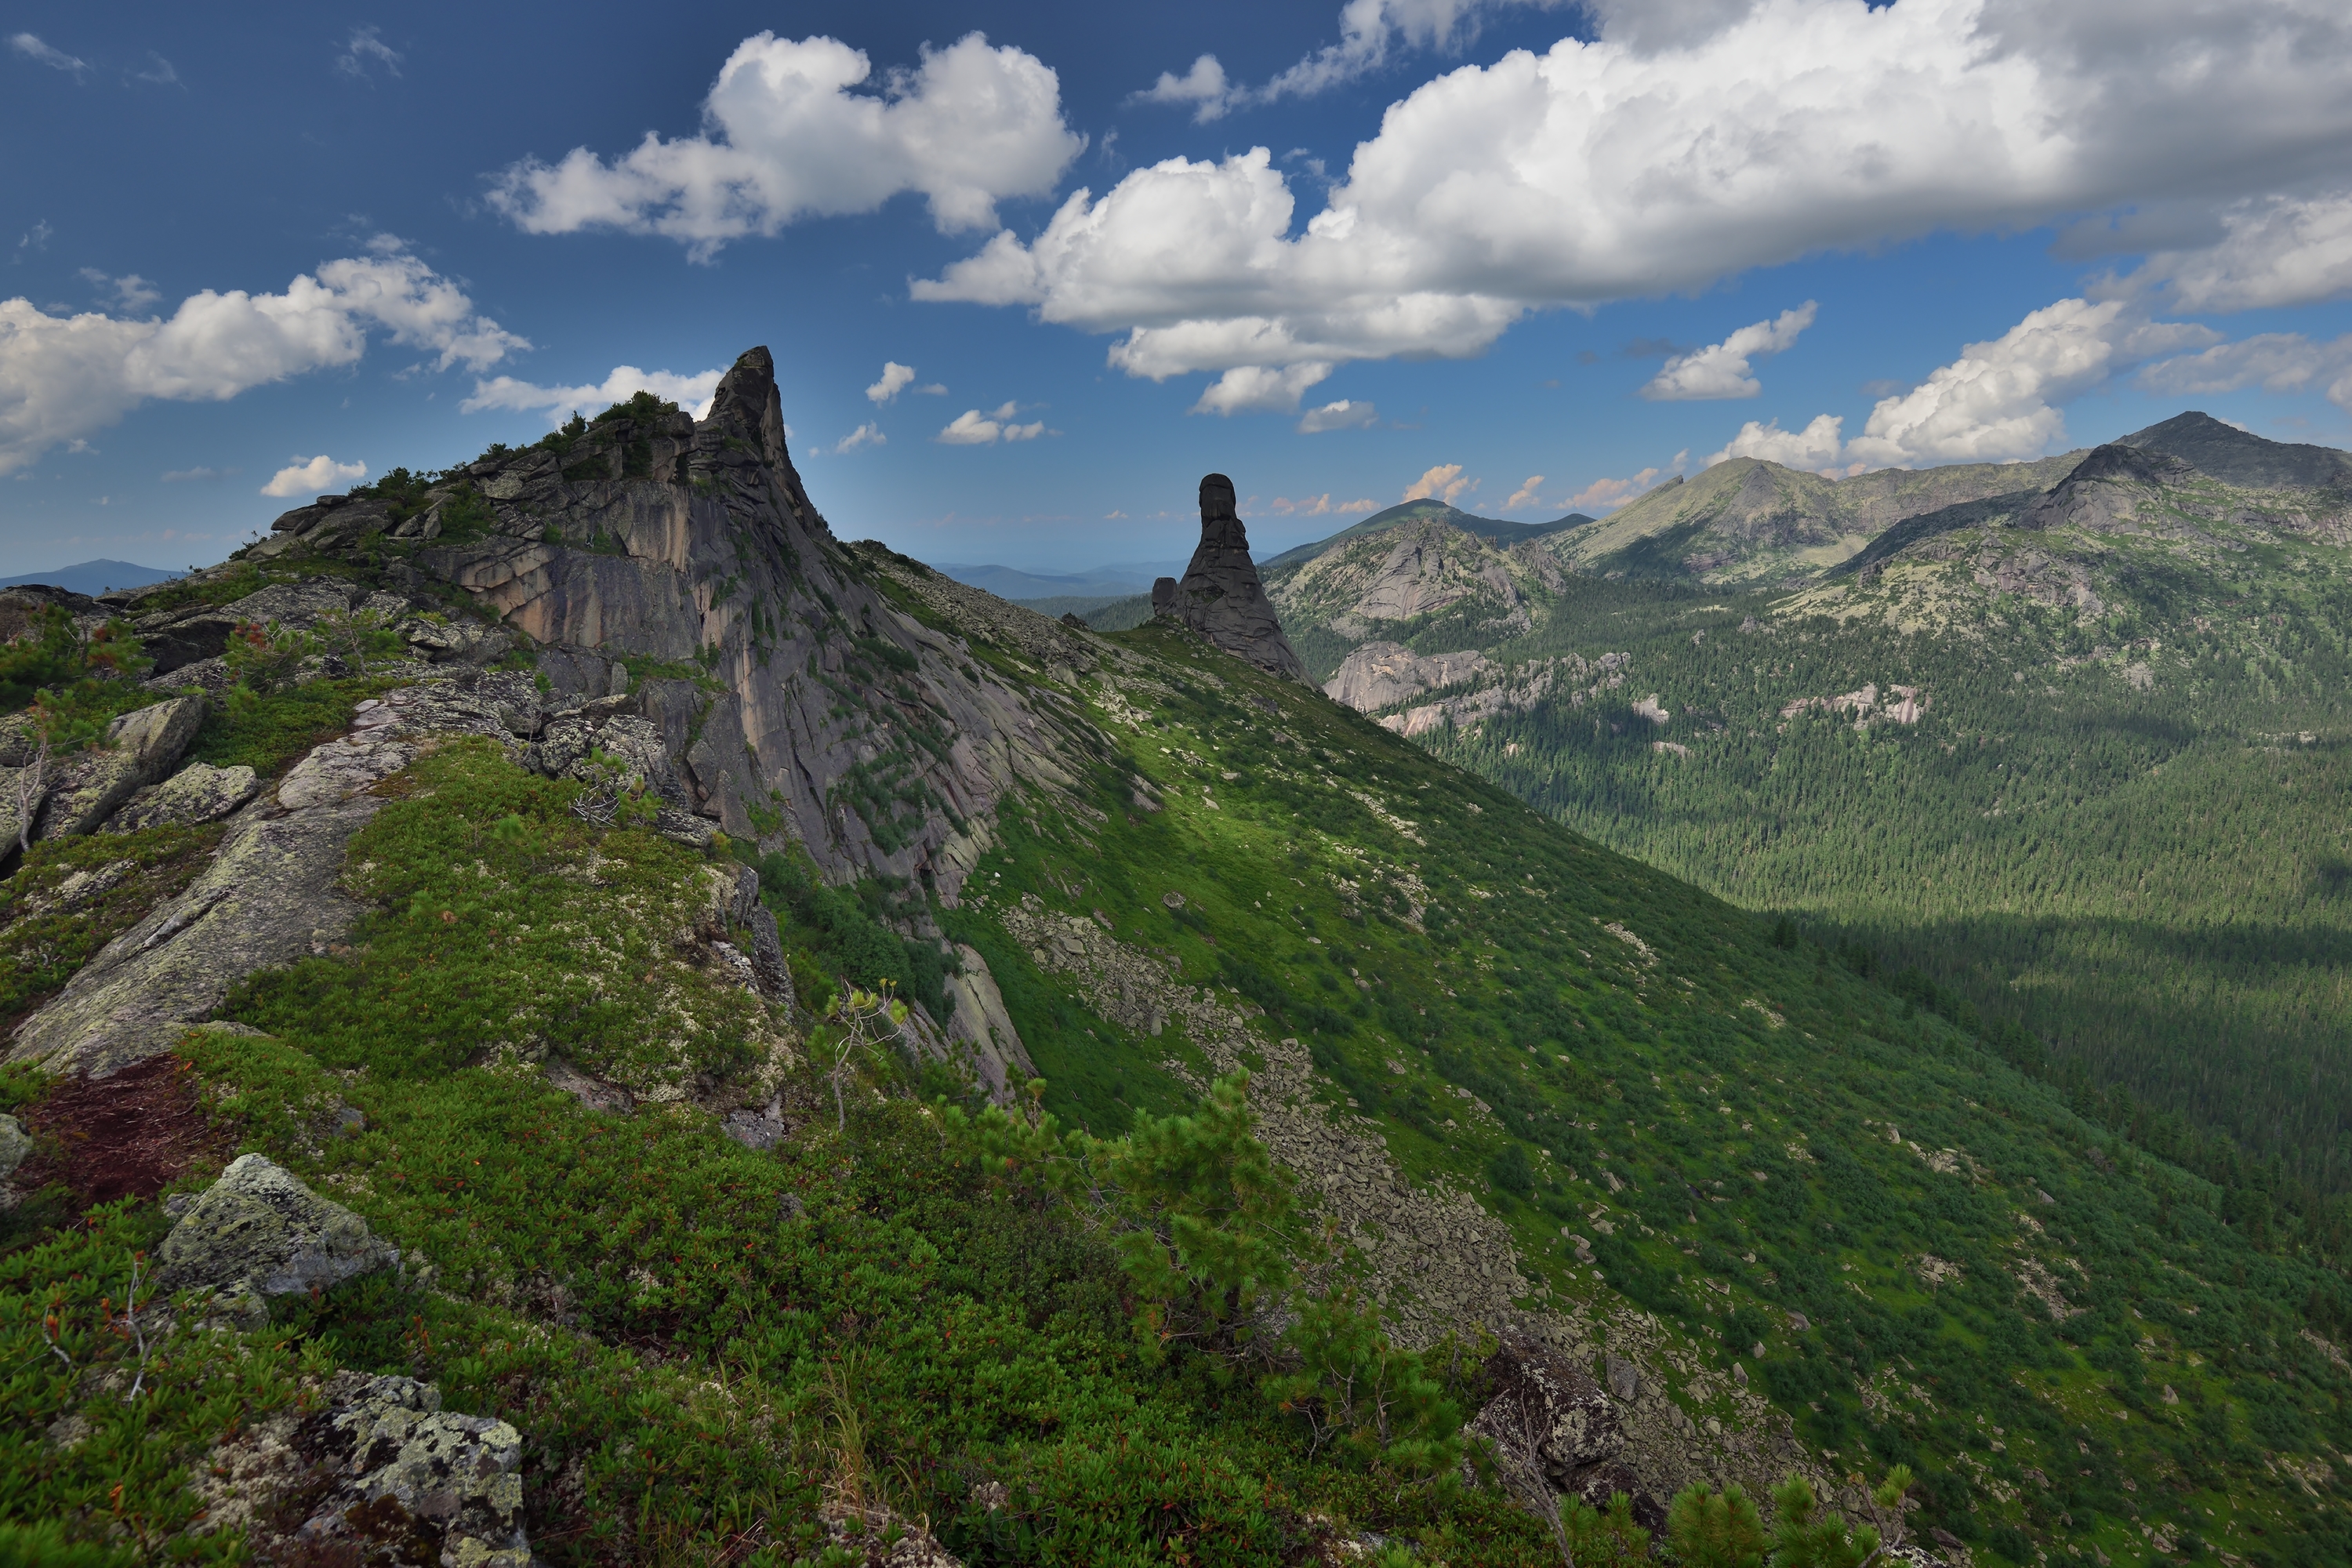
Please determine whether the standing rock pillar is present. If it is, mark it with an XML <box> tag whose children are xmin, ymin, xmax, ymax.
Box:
<box><xmin>1160</xmin><ymin>474</ymin><xmax>1309</xmax><ymax>682</ymax></box>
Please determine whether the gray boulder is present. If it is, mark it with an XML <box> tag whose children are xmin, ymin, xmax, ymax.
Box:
<box><xmin>1160</xmin><ymin>474</ymin><xmax>1309</xmax><ymax>683</ymax></box>
<box><xmin>28</xmin><ymin>695</ymin><xmax>209</xmax><ymax>840</ymax></box>
<box><xmin>192</xmin><ymin>1370</ymin><xmax>533</xmax><ymax>1568</ymax></box>
<box><xmin>157</xmin><ymin>1152</ymin><xmax>397</xmax><ymax>1300</ymax></box>
<box><xmin>1467</xmin><ymin>1332</ymin><xmax>1626</xmax><ymax>1488</ymax></box>
<box><xmin>296</xmin><ymin>1374</ymin><xmax>532</xmax><ymax>1566</ymax></box>
<box><xmin>106</xmin><ymin>761</ymin><xmax>260</xmax><ymax>833</ymax></box>
<box><xmin>0</xmin><ymin>1112</ymin><xmax>27</xmax><ymax>1185</ymax></box>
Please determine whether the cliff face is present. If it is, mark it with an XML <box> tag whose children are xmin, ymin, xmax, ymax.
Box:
<box><xmin>259</xmin><ymin>348</ymin><xmax>1091</xmax><ymax>903</ymax></box>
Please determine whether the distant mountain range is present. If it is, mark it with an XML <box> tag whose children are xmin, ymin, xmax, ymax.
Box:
<box><xmin>934</xmin><ymin>561</ymin><xmax>1184</xmax><ymax>600</ymax></box>
<box><xmin>1548</xmin><ymin>451</ymin><xmax>2089</xmax><ymax>586</ymax></box>
<box><xmin>0</xmin><ymin>559</ymin><xmax>180</xmax><ymax>597</ymax></box>
<box><xmin>1259</xmin><ymin>499</ymin><xmax>1592</xmax><ymax>573</ymax></box>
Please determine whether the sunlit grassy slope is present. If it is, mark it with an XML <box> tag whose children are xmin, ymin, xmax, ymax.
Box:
<box><xmin>1389</xmin><ymin>557</ymin><xmax>2352</xmax><ymax>1205</ymax></box>
<box><xmin>898</xmin><ymin>601</ymin><xmax>2352</xmax><ymax>1564</ymax></box>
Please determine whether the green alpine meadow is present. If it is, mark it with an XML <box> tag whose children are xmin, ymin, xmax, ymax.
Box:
<box><xmin>2</xmin><ymin>352</ymin><xmax>2347</xmax><ymax>1568</ymax></box>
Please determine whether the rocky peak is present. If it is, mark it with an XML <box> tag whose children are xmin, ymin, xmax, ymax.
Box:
<box><xmin>1160</xmin><ymin>473</ymin><xmax>1308</xmax><ymax>683</ymax></box>
<box><xmin>223</xmin><ymin>344</ymin><xmax>1105</xmax><ymax>904</ymax></box>
<box><xmin>2018</xmin><ymin>443</ymin><xmax>2198</xmax><ymax>532</ymax></box>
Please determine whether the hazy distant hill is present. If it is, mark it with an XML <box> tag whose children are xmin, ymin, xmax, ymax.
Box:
<box><xmin>0</xmin><ymin>558</ymin><xmax>179</xmax><ymax>596</ymax></box>
<box><xmin>1259</xmin><ymin>499</ymin><xmax>1592</xmax><ymax>573</ymax></box>
<box><xmin>933</xmin><ymin>561</ymin><xmax>1178</xmax><ymax>600</ymax></box>
<box><xmin>1552</xmin><ymin>452</ymin><xmax>2086</xmax><ymax>586</ymax></box>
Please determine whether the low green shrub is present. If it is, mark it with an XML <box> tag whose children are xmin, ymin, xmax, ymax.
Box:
<box><xmin>226</xmin><ymin>739</ymin><xmax>762</xmax><ymax>1086</ymax></box>
<box><xmin>183</xmin><ymin>676</ymin><xmax>394</xmax><ymax>777</ymax></box>
<box><xmin>0</xmin><ymin>822</ymin><xmax>227</xmax><ymax>1021</ymax></box>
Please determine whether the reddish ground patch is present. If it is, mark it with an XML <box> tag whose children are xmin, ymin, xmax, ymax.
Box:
<box><xmin>15</xmin><ymin>1053</ymin><xmax>227</xmax><ymax>1204</ymax></box>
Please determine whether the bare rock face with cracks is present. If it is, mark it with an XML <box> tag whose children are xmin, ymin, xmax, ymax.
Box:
<box><xmin>260</xmin><ymin>347</ymin><xmax>1083</xmax><ymax>901</ymax></box>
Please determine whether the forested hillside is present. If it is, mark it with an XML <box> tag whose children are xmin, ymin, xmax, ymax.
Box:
<box><xmin>1304</xmin><ymin>419</ymin><xmax>2352</xmax><ymax>1223</ymax></box>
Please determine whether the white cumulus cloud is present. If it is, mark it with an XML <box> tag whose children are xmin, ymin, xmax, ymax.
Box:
<box><xmin>832</xmin><ymin>421</ymin><xmax>886</xmax><ymax>452</ymax></box>
<box><xmin>919</xmin><ymin>0</ymin><xmax>2352</xmax><ymax>405</ymax></box>
<box><xmin>262</xmin><ymin>455</ymin><xmax>368</xmax><ymax>498</ymax></box>
<box><xmin>1193</xmin><ymin>362</ymin><xmax>1334</xmax><ymax>416</ymax></box>
<box><xmin>459</xmin><ymin>365</ymin><xmax>723</xmax><ymax>421</ymax></box>
<box><xmin>2111</xmin><ymin>187</ymin><xmax>2352</xmax><ymax>314</ymax></box>
<box><xmin>1503</xmin><ymin>475</ymin><xmax>1544</xmax><ymax>510</ymax></box>
<box><xmin>2139</xmin><ymin>332</ymin><xmax>2352</xmax><ymax>412</ymax></box>
<box><xmin>1642</xmin><ymin>302</ymin><xmax>1815</xmax><ymax>401</ymax></box>
<box><xmin>1711</xmin><ymin>297</ymin><xmax>2220</xmax><ymax>471</ymax></box>
<box><xmin>0</xmin><ymin>244</ymin><xmax>528</xmax><ymax>477</ymax></box>
<box><xmin>866</xmin><ymin>361</ymin><xmax>916</xmax><ymax>403</ymax></box>
<box><xmin>1708</xmin><ymin>415</ymin><xmax>1852</xmax><ymax>473</ymax></box>
<box><xmin>1403</xmin><ymin>463</ymin><xmax>1475</xmax><ymax>504</ymax></box>
<box><xmin>489</xmin><ymin>33</ymin><xmax>1084</xmax><ymax>257</ymax></box>
<box><xmin>937</xmin><ymin>402</ymin><xmax>1047</xmax><ymax>445</ymax></box>
<box><xmin>1561</xmin><ymin>466</ymin><xmax>1670</xmax><ymax>512</ymax></box>
<box><xmin>1298</xmin><ymin>398</ymin><xmax>1378</xmax><ymax>433</ymax></box>
<box><xmin>1133</xmin><ymin>54</ymin><xmax>1232</xmax><ymax>122</ymax></box>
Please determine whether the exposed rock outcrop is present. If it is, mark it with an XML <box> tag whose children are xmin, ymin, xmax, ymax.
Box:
<box><xmin>1468</xmin><ymin>1332</ymin><xmax>1637</xmax><ymax>1513</ymax></box>
<box><xmin>2018</xmin><ymin>443</ymin><xmax>2198</xmax><ymax>532</ymax></box>
<box><xmin>1160</xmin><ymin>474</ymin><xmax>1308</xmax><ymax>683</ymax></box>
<box><xmin>106</xmin><ymin>761</ymin><xmax>261</xmax><ymax>833</ymax></box>
<box><xmin>194</xmin><ymin>1370</ymin><xmax>532</xmax><ymax>1568</ymax></box>
<box><xmin>5</xmin><ymin>675</ymin><xmax>532</xmax><ymax>1076</ymax></box>
<box><xmin>1323</xmin><ymin>642</ymin><xmax>1491</xmax><ymax>711</ymax></box>
<box><xmin>224</xmin><ymin>350</ymin><xmax>1121</xmax><ymax>905</ymax></box>
<box><xmin>1372</xmin><ymin>651</ymin><xmax>1632</xmax><ymax>739</ymax></box>
<box><xmin>0</xmin><ymin>1111</ymin><xmax>27</xmax><ymax>1189</ymax></box>
<box><xmin>940</xmin><ymin>943</ymin><xmax>1034</xmax><ymax>1104</ymax></box>
<box><xmin>156</xmin><ymin>1152</ymin><xmax>400</xmax><ymax>1312</ymax></box>
<box><xmin>0</xmin><ymin>695</ymin><xmax>209</xmax><ymax>854</ymax></box>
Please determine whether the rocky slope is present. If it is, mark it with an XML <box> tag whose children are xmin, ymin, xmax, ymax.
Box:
<box><xmin>1265</xmin><ymin>517</ymin><xmax>1568</xmax><ymax>654</ymax></box>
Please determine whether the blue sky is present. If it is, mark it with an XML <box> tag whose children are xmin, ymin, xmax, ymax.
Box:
<box><xmin>5</xmin><ymin>0</ymin><xmax>2352</xmax><ymax>576</ymax></box>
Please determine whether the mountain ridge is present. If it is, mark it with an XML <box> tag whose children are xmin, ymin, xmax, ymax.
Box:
<box><xmin>0</xmin><ymin>368</ymin><xmax>2343</xmax><ymax>1564</ymax></box>
<box><xmin>1260</xmin><ymin>499</ymin><xmax>1593</xmax><ymax>575</ymax></box>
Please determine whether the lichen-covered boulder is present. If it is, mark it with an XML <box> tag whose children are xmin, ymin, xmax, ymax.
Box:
<box><xmin>193</xmin><ymin>1370</ymin><xmax>534</xmax><ymax>1566</ymax></box>
<box><xmin>1466</xmin><ymin>1331</ymin><xmax>1626</xmax><ymax>1489</ymax></box>
<box><xmin>0</xmin><ymin>1112</ymin><xmax>28</xmax><ymax>1184</ymax></box>
<box><xmin>156</xmin><ymin>1152</ymin><xmax>397</xmax><ymax>1299</ymax></box>
<box><xmin>296</xmin><ymin>1374</ymin><xmax>532</xmax><ymax>1567</ymax></box>
<box><xmin>106</xmin><ymin>761</ymin><xmax>260</xmax><ymax>833</ymax></box>
<box><xmin>31</xmin><ymin>695</ymin><xmax>210</xmax><ymax>840</ymax></box>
